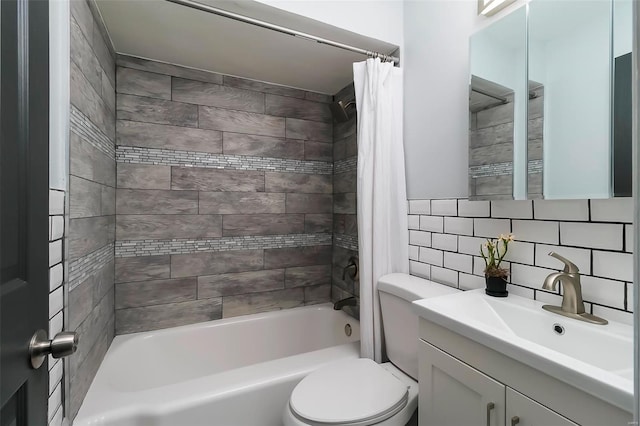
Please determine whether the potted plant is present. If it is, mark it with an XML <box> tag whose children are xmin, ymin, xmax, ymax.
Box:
<box><xmin>480</xmin><ymin>234</ymin><xmax>514</xmax><ymax>297</ymax></box>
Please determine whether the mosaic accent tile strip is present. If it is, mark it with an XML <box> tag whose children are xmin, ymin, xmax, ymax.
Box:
<box><xmin>70</xmin><ymin>105</ymin><xmax>115</xmax><ymax>159</ymax></box>
<box><xmin>334</xmin><ymin>156</ymin><xmax>357</xmax><ymax>174</ymax></box>
<box><xmin>334</xmin><ymin>233</ymin><xmax>359</xmax><ymax>252</ymax></box>
<box><xmin>116</xmin><ymin>233</ymin><xmax>333</xmax><ymax>257</ymax></box>
<box><xmin>469</xmin><ymin>160</ymin><xmax>544</xmax><ymax>178</ymax></box>
<box><xmin>116</xmin><ymin>146</ymin><xmax>333</xmax><ymax>175</ymax></box>
<box><xmin>528</xmin><ymin>159</ymin><xmax>543</xmax><ymax>174</ymax></box>
<box><xmin>68</xmin><ymin>243</ymin><xmax>114</xmax><ymax>290</ymax></box>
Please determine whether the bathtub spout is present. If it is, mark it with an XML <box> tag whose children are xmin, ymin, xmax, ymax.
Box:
<box><xmin>333</xmin><ymin>297</ymin><xmax>357</xmax><ymax>310</ymax></box>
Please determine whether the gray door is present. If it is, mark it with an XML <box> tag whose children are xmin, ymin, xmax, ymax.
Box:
<box><xmin>1</xmin><ymin>0</ymin><xmax>51</xmax><ymax>424</ymax></box>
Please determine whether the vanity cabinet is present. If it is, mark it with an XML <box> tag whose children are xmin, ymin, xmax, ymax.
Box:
<box><xmin>419</xmin><ymin>341</ymin><xmax>576</xmax><ymax>426</ymax></box>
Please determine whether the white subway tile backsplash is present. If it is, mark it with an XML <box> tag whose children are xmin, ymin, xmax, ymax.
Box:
<box><xmin>49</xmin><ymin>287</ymin><xmax>63</xmax><ymax>319</ymax></box>
<box><xmin>459</xmin><ymin>273</ymin><xmax>484</xmax><ymax>290</ymax></box>
<box><xmin>409</xmin><ymin>261</ymin><xmax>430</xmax><ymax>279</ymax></box>
<box><xmin>49</xmin><ymin>359</ymin><xmax>63</xmax><ymax>394</ymax></box>
<box><xmin>458</xmin><ymin>236</ymin><xmax>485</xmax><ymax>256</ymax></box>
<box><xmin>534</xmin><ymin>199</ymin><xmax>589</xmax><ymax>221</ymax></box>
<box><xmin>432</xmin><ymin>233</ymin><xmax>457</xmax><ymax>252</ymax></box>
<box><xmin>492</xmin><ymin>200</ymin><xmax>532</xmax><ymax>219</ymax></box>
<box><xmin>49</xmin><ymin>263</ymin><xmax>63</xmax><ymax>292</ymax></box>
<box><xmin>409</xmin><ymin>230</ymin><xmax>431</xmax><ymax>247</ymax></box>
<box><xmin>409</xmin><ymin>245</ymin><xmax>419</xmax><ymax>261</ymax></box>
<box><xmin>49</xmin><ymin>310</ymin><xmax>63</xmax><ymax>337</ymax></box>
<box><xmin>49</xmin><ymin>190</ymin><xmax>64</xmax><ymax>215</ymax></box>
<box><xmin>534</xmin><ymin>244</ymin><xmax>591</xmax><ymax>274</ymax></box>
<box><xmin>580</xmin><ymin>276</ymin><xmax>625</xmax><ymax>309</ymax></box>
<box><xmin>420</xmin><ymin>215</ymin><xmax>443</xmax><ymax>233</ymax></box>
<box><xmin>49</xmin><ymin>240</ymin><xmax>62</xmax><ymax>267</ymax></box>
<box><xmin>536</xmin><ymin>290</ymin><xmax>563</xmax><ymax>305</ymax></box>
<box><xmin>511</xmin><ymin>263</ymin><xmax>555</xmax><ymax>290</ymax></box>
<box><xmin>560</xmin><ymin>222</ymin><xmax>623</xmax><ymax>250</ymax></box>
<box><xmin>507</xmin><ymin>284</ymin><xmax>535</xmax><ymax>299</ymax></box>
<box><xmin>48</xmin><ymin>382</ymin><xmax>61</xmax><ymax>422</ymax></box>
<box><xmin>625</xmin><ymin>225</ymin><xmax>633</xmax><ymax>253</ymax></box>
<box><xmin>419</xmin><ymin>247</ymin><xmax>443</xmax><ymax>267</ymax></box>
<box><xmin>409</xmin><ymin>200</ymin><xmax>431</xmax><ymax>215</ymax></box>
<box><xmin>444</xmin><ymin>217</ymin><xmax>473</xmax><ymax>236</ymax></box>
<box><xmin>50</xmin><ymin>403</ymin><xmax>63</xmax><ymax>426</ymax></box>
<box><xmin>458</xmin><ymin>200</ymin><xmax>490</xmax><ymax>217</ymax></box>
<box><xmin>592</xmin><ymin>251</ymin><xmax>632</xmax><ymax>282</ymax></box>
<box><xmin>431</xmin><ymin>266</ymin><xmax>458</xmax><ymax>288</ymax></box>
<box><xmin>474</xmin><ymin>218</ymin><xmax>510</xmax><ymax>238</ymax></box>
<box><xmin>513</xmin><ymin>220</ymin><xmax>559</xmax><ymax>244</ymax></box>
<box><xmin>51</xmin><ymin>216</ymin><xmax>64</xmax><ymax>241</ymax></box>
<box><xmin>431</xmin><ymin>199</ymin><xmax>457</xmax><ymax>216</ymax></box>
<box><xmin>408</xmin><ymin>215</ymin><xmax>420</xmax><ymax>230</ymax></box>
<box><xmin>503</xmin><ymin>241</ymin><xmax>534</xmax><ymax>265</ymax></box>
<box><xmin>627</xmin><ymin>284</ymin><xmax>633</xmax><ymax>312</ymax></box>
<box><xmin>590</xmin><ymin>198</ymin><xmax>633</xmax><ymax>223</ymax></box>
<box><xmin>592</xmin><ymin>305</ymin><xmax>633</xmax><ymax>325</ymax></box>
<box><xmin>444</xmin><ymin>252</ymin><xmax>473</xmax><ymax>273</ymax></box>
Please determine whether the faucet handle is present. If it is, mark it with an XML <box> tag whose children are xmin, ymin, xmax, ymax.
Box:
<box><xmin>548</xmin><ymin>252</ymin><xmax>579</xmax><ymax>274</ymax></box>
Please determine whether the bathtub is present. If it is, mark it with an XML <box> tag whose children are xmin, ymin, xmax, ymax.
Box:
<box><xmin>74</xmin><ymin>303</ymin><xmax>360</xmax><ymax>426</ymax></box>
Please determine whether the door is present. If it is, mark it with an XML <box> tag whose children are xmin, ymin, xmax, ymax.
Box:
<box><xmin>419</xmin><ymin>340</ymin><xmax>505</xmax><ymax>426</ymax></box>
<box><xmin>506</xmin><ymin>388</ymin><xmax>578</xmax><ymax>426</ymax></box>
<box><xmin>1</xmin><ymin>0</ymin><xmax>51</xmax><ymax>424</ymax></box>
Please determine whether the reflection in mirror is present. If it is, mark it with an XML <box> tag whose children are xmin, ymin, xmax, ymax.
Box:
<box><xmin>613</xmin><ymin>0</ymin><xmax>632</xmax><ymax>196</ymax></box>
<box><xmin>468</xmin><ymin>7</ymin><xmax>526</xmax><ymax>200</ymax></box>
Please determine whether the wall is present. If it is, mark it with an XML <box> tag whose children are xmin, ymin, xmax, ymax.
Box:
<box><xmin>407</xmin><ymin>198</ymin><xmax>634</xmax><ymax>325</ymax></box>
<box><xmin>67</xmin><ymin>0</ymin><xmax>116</xmax><ymax>419</ymax></box>
<box><xmin>332</xmin><ymin>83</ymin><xmax>359</xmax><ymax>317</ymax></box>
<box><xmin>113</xmin><ymin>56</ymin><xmax>335</xmax><ymax>334</ymax></box>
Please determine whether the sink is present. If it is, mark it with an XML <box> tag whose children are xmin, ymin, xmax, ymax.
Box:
<box><xmin>412</xmin><ymin>289</ymin><xmax>633</xmax><ymax>412</ymax></box>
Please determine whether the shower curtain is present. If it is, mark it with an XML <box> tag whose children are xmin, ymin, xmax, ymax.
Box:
<box><xmin>353</xmin><ymin>58</ymin><xmax>409</xmax><ymax>362</ymax></box>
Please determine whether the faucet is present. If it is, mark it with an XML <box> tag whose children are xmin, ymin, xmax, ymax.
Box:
<box><xmin>333</xmin><ymin>297</ymin><xmax>357</xmax><ymax>310</ymax></box>
<box><xmin>342</xmin><ymin>256</ymin><xmax>359</xmax><ymax>281</ymax></box>
<box><xmin>541</xmin><ymin>252</ymin><xmax>607</xmax><ymax>325</ymax></box>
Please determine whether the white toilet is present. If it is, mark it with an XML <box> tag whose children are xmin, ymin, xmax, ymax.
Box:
<box><xmin>283</xmin><ymin>273</ymin><xmax>458</xmax><ymax>426</ymax></box>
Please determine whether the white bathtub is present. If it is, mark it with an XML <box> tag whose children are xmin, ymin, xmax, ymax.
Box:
<box><xmin>74</xmin><ymin>303</ymin><xmax>360</xmax><ymax>426</ymax></box>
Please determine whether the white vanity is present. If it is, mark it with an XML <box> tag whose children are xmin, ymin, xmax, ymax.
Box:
<box><xmin>413</xmin><ymin>290</ymin><xmax>633</xmax><ymax>426</ymax></box>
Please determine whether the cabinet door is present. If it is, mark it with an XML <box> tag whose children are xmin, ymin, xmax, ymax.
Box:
<box><xmin>506</xmin><ymin>388</ymin><xmax>578</xmax><ymax>426</ymax></box>
<box><xmin>419</xmin><ymin>341</ymin><xmax>505</xmax><ymax>426</ymax></box>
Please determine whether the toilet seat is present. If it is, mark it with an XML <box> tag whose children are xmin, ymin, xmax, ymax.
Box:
<box><xmin>289</xmin><ymin>358</ymin><xmax>409</xmax><ymax>426</ymax></box>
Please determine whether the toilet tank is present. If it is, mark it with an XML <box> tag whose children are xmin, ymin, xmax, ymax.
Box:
<box><xmin>378</xmin><ymin>273</ymin><xmax>458</xmax><ymax>380</ymax></box>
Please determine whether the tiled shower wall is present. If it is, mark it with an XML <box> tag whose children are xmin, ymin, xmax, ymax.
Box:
<box><xmin>67</xmin><ymin>0</ymin><xmax>116</xmax><ymax>419</ymax></box>
<box><xmin>331</xmin><ymin>83</ymin><xmax>359</xmax><ymax>317</ymax></box>
<box><xmin>408</xmin><ymin>198</ymin><xmax>634</xmax><ymax>324</ymax></box>
<box><xmin>114</xmin><ymin>56</ymin><xmax>336</xmax><ymax>334</ymax></box>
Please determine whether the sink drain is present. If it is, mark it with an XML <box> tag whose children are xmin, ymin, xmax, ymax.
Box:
<box><xmin>553</xmin><ymin>323</ymin><xmax>565</xmax><ymax>335</ymax></box>
<box><xmin>344</xmin><ymin>324</ymin><xmax>352</xmax><ymax>337</ymax></box>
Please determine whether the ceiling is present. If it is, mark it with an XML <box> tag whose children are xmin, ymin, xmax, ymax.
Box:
<box><xmin>95</xmin><ymin>0</ymin><xmax>399</xmax><ymax>95</ymax></box>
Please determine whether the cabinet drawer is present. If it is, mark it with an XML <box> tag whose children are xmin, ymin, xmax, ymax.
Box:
<box><xmin>506</xmin><ymin>388</ymin><xmax>578</xmax><ymax>426</ymax></box>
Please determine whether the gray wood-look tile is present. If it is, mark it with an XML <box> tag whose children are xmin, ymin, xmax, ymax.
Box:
<box><xmin>332</xmin><ymin>246</ymin><xmax>358</xmax><ymax>295</ymax></box>
<box><xmin>266</xmin><ymin>94</ymin><xmax>332</xmax><ymax>122</ymax></box>
<box><xmin>70</xmin><ymin>131</ymin><xmax>115</xmax><ymax>187</ymax></box>
<box><xmin>223</xmin><ymin>75</ymin><xmax>306</xmax><ymax>99</ymax></box>
<box><xmin>117</xmin><ymin>163</ymin><xmax>171</xmax><ymax>190</ymax></box>
<box><xmin>71</xmin><ymin>61</ymin><xmax>115</xmax><ymax>140</ymax></box>
<box><xmin>70</xmin><ymin>16</ymin><xmax>102</xmax><ymax>95</ymax></box>
<box><xmin>68</xmin><ymin>216</ymin><xmax>114</xmax><ymax>260</ymax></box>
<box><xmin>116</xmin><ymin>67</ymin><xmax>171</xmax><ymax>100</ymax></box>
<box><xmin>470</xmin><ymin>122</ymin><xmax>514</xmax><ymax>148</ymax></box>
<box><xmin>116</xmin><ymin>215</ymin><xmax>222</xmax><ymax>240</ymax></box>
<box><xmin>334</xmin><ymin>83</ymin><xmax>355</xmax><ymax>103</ymax></box>
<box><xmin>285</xmin><ymin>265</ymin><xmax>332</xmax><ymax>288</ymax></box>
<box><xmin>115</xmin><ymin>255</ymin><xmax>171</xmax><ymax>283</ymax></box>
<box><xmin>469</xmin><ymin>142</ymin><xmax>513</xmax><ymax>166</ymax></box>
<box><xmin>528</xmin><ymin>117</ymin><xmax>543</xmax><ymax>141</ymax></box>
<box><xmin>70</xmin><ymin>176</ymin><xmax>102</xmax><ymax>218</ymax></box>
<box><xmin>529</xmin><ymin>94</ymin><xmax>544</xmax><ymax>119</ymax></box>
<box><xmin>334</xmin><ymin>193</ymin><xmax>357</xmax><ymax>214</ymax></box>
<box><xmin>286</xmin><ymin>118</ymin><xmax>332</xmax><ymax>142</ymax></box>
<box><xmin>265</xmin><ymin>172</ymin><xmax>331</xmax><ymax>194</ymax></box>
<box><xmin>117</xmin><ymin>120</ymin><xmax>222</xmax><ymax>153</ymax></box>
<box><xmin>264</xmin><ymin>245</ymin><xmax>332</xmax><ymax>269</ymax></box>
<box><xmin>117</xmin><ymin>55</ymin><xmax>224</xmax><ymax>85</ymax></box>
<box><xmin>333</xmin><ymin>214</ymin><xmax>358</xmax><ymax>236</ymax></box>
<box><xmin>305</xmin><ymin>214</ymin><xmax>333</xmax><ymax>233</ymax></box>
<box><xmin>101</xmin><ymin>185</ymin><xmax>116</xmax><ymax>216</ymax></box>
<box><xmin>334</xmin><ymin>117</ymin><xmax>356</xmax><ymax>140</ymax></box>
<box><xmin>91</xmin><ymin>20</ymin><xmax>115</xmax><ymax>86</ymax></box>
<box><xmin>304</xmin><ymin>91</ymin><xmax>332</xmax><ymax>104</ymax></box>
<box><xmin>70</xmin><ymin>0</ymin><xmax>93</xmax><ymax>43</ymax></box>
<box><xmin>115</xmin><ymin>278</ymin><xmax>197</xmax><ymax>309</ymax></box>
<box><xmin>116</xmin><ymin>189</ymin><xmax>198</xmax><ymax>214</ymax></box>
<box><xmin>116</xmin><ymin>298</ymin><xmax>222</xmax><ymax>334</ymax></box>
<box><xmin>102</xmin><ymin>71</ymin><xmax>116</xmax><ymax>113</ymax></box>
<box><xmin>91</xmin><ymin>259</ymin><xmax>115</xmax><ymax>307</ymax></box>
<box><xmin>117</xmin><ymin>94</ymin><xmax>198</xmax><ymax>127</ymax></box>
<box><xmin>334</xmin><ymin>170</ymin><xmax>356</xmax><ymax>194</ymax></box>
<box><xmin>199</xmin><ymin>192</ymin><xmax>285</xmax><ymax>214</ymax></box>
<box><xmin>304</xmin><ymin>284</ymin><xmax>332</xmax><ymax>305</ymax></box>
<box><xmin>172</xmin><ymin>78</ymin><xmax>265</xmax><ymax>113</ymax></box>
<box><xmin>473</xmin><ymin>175</ymin><xmax>513</xmax><ymax>198</ymax></box>
<box><xmin>197</xmin><ymin>269</ymin><xmax>285</xmax><ymax>299</ymax></box>
<box><xmin>69</xmin><ymin>280</ymin><xmax>94</xmax><ymax>331</ymax></box>
<box><xmin>222</xmin><ymin>132</ymin><xmax>304</xmax><ymax>159</ymax></box>
<box><xmin>198</xmin><ymin>106</ymin><xmax>285</xmax><ymax>137</ymax></box>
<box><xmin>285</xmin><ymin>194</ymin><xmax>333</xmax><ymax>213</ymax></box>
<box><xmin>333</xmin><ymin>137</ymin><xmax>347</xmax><ymax>161</ymax></box>
<box><xmin>222</xmin><ymin>288</ymin><xmax>304</xmax><ymax>318</ymax></box>
<box><xmin>222</xmin><ymin>214</ymin><xmax>304</xmax><ymax>236</ymax></box>
<box><xmin>528</xmin><ymin>139</ymin><xmax>543</xmax><ymax>161</ymax></box>
<box><xmin>528</xmin><ymin>172</ymin><xmax>543</xmax><ymax>198</ymax></box>
<box><xmin>171</xmin><ymin>249</ymin><xmax>264</xmax><ymax>278</ymax></box>
<box><xmin>304</xmin><ymin>141</ymin><xmax>332</xmax><ymax>162</ymax></box>
<box><xmin>476</xmin><ymin>102</ymin><xmax>514</xmax><ymax>130</ymax></box>
<box><xmin>171</xmin><ymin>167</ymin><xmax>265</xmax><ymax>192</ymax></box>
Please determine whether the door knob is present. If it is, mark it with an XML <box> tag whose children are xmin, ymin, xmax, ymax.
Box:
<box><xmin>29</xmin><ymin>329</ymin><xmax>79</xmax><ymax>369</ymax></box>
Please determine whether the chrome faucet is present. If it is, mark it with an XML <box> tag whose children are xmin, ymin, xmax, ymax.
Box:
<box><xmin>541</xmin><ymin>252</ymin><xmax>607</xmax><ymax>325</ymax></box>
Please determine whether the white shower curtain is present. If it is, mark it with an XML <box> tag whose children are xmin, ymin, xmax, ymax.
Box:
<box><xmin>353</xmin><ymin>58</ymin><xmax>409</xmax><ymax>362</ymax></box>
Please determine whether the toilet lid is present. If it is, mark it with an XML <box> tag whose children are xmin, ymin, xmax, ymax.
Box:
<box><xmin>290</xmin><ymin>358</ymin><xmax>409</xmax><ymax>426</ymax></box>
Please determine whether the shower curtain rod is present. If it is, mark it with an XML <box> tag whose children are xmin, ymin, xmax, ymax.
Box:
<box><xmin>165</xmin><ymin>0</ymin><xmax>400</xmax><ymax>66</ymax></box>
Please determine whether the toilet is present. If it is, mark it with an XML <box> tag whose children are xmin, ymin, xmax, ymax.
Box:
<box><xmin>283</xmin><ymin>273</ymin><xmax>458</xmax><ymax>426</ymax></box>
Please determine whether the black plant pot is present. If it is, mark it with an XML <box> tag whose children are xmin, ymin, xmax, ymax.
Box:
<box><xmin>485</xmin><ymin>276</ymin><xmax>508</xmax><ymax>297</ymax></box>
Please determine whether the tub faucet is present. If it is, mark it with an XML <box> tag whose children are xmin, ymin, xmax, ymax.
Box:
<box><xmin>541</xmin><ymin>252</ymin><xmax>607</xmax><ymax>325</ymax></box>
<box><xmin>333</xmin><ymin>297</ymin><xmax>357</xmax><ymax>310</ymax></box>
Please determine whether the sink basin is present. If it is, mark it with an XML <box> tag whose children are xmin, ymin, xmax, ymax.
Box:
<box><xmin>413</xmin><ymin>289</ymin><xmax>633</xmax><ymax>412</ymax></box>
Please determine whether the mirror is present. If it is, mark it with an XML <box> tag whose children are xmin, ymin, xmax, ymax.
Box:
<box><xmin>468</xmin><ymin>0</ymin><xmax>633</xmax><ymax>200</ymax></box>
